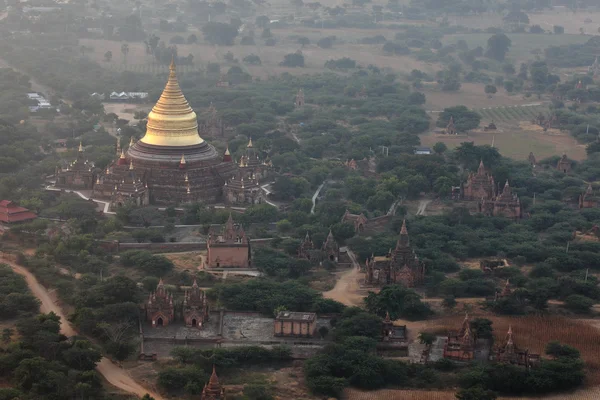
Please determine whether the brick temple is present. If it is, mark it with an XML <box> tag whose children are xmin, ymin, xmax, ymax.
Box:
<box><xmin>56</xmin><ymin>60</ymin><xmax>269</xmax><ymax>208</ymax></box>
<box><xmin>365</xmin><ymin>219</ymin><xmax>425</xmax><ymax>288</ymax></box>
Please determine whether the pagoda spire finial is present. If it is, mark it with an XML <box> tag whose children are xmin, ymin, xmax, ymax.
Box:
<box><xmin>224</xmin><ymin>145</ymin><xmax>230</xmax><ymax>156</ymax></box>
<box><xmin>78</xmin><ymin>141</ymin><xmax>83</xmax><ymax>152</ymax></box>
<box><xmin>129</xmin><ymin>159</ymin><xmax>134</xmax><ymax>170</ymax></box>
<box><xmin>129</xmin><ymin>136</ymin><xmax>135</xmax><ymax>147</ymax></box>
<box><xmin>120</xmin><ymin>149</ymin><xmax>125</xmax><ymax>159</ymax></box>
<box><xmin>170</xmin><ymin>54</ymin><xmax>176</xmax><ymax>71</ymax></box>
<box><xmin>180</xmin><ymin>154</ymin><xmax>186</xmax><ymax>164</ymax></box>
<box><xmin>248</xmin><ymin>137</ymin><xmax>253</xmax><ymax>148</ymax></box>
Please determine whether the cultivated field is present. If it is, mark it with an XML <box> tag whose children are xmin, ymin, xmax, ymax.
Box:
<box><xmin>420</xmin><ymin>103</ymin><xmax>586</xmax><ymax>161</ymax></box>
<box><xmin>422</xmin><ymin>83</ymin><xmax>540</xmax><ymax>110</ymax></box>
<box><xmin>443</xmin><ymin>32</ymin><xmax>590</xmax><ymax>63</ymax></box>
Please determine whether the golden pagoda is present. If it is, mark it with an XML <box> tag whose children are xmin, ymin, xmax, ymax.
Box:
<box><xmin>92</xmin><ymin>59</ymin><xmax>239</xmax><ymax>206</ymax></box>
<box><xmin>140</xmin><ymin>58</ymin><xmax>204</xmax><ymax>147</ymax></box>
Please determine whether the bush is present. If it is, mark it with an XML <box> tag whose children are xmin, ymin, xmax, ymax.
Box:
<box><xmin>564</xmin><ymin>294</ymin><xmax>594</xmax><ymax>313</ymax></box>
<box><xmin>317</xmin><ymin>36</ymin><xmax>335</xmax><ymax>49</ymax></box>
<box><xmin>324</xmin><ymin>57</ymin><xmax>356</xmax><ymax>70</ymax></box>
<box><xmin>280</xmin><ymin>53</ymin><xmax>305</xmax><ymax>67</ymax></box>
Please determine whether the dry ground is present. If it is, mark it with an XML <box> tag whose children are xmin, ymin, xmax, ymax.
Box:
<box><xmin>451</xmin><ymin>10</ymin><xmax>600</xmax><ymax>36</ymax></box>
<box><xmin>423</xmin><ymin>84</ymin><xmax>541</xmax><ymax>111</ymax></box>
<box><xmin>103</xmin><ymin>103</ymin><xmax>151</xmax><ymax>122</ymax></box>
<box><xmin>347</xmin><ymin>314</ymin><xmax>600</xmax><ymax>400</ymax></box>
<box><xmin>80</xmin><ymin>29</ymin><xmax>441</xmax><ymax>80</ymax></box>
<box><xmin>419</xmin><ymin>119</ymin><xmax>586</xmax><ymax>161</ymax></box>
<box><xmin>162</xmin><ymin>251</ymin><xmax>206</xmax><ymax>271</ymax></box>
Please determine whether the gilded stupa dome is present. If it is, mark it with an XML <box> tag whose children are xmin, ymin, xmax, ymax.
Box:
<box><xmin>139</xmin><ymin>59</ymin><xmax>204</xmax><ymax>147</ymax></box>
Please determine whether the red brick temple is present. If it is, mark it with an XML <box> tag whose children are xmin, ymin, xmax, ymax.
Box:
<box><xmin>462</xmin><ymin>160</ymin><xmax>495</xmax><ymax>201</ymax></box>
<box><xmin>201</xmin><ymin>366</ymin><xmax>226</xmax><ymax>399</ymax></box>
<box><xmin>145</xmin><ymin>279</ymin><xmax>174</xmax><ymax>327</ymax></box>
<box><xmin>183</xmin><ymin>279</ymin><xmax>209</xmax><ymax>328</ymax></box>
<box><xmin>443</xmin><ymin>313</ymin><xmax>475</xmax><ymax>362</ymax></box>
<box><xmin>207</xmin><ymin>213</ymin><xmax>250</xmax><ymax>268</ymax></box>
<box><xmin>366</xmin><ymin>219</ymin><xmax>425</xmax><ymax>287</ymax></box>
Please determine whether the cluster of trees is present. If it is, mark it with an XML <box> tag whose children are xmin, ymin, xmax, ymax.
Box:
<box><xmin>159</xmin><ymin>345</ymin><xmax>292</xmax><ymax>396</ymax></box>
<box><xmin>459</xmin><ymin>341</ymin><xmax>585</xmax><ymax>396</ymax></box>
<box><xmin>365</xmin><ymin>285</ymin><xmax>433</xmax><ymax>320</ymax></box>
<box><xmin>71</xmin><ymin>275</ymin><xmax>141</xmax><ymax>361</ymax></box>
<box><xmin>212</xmin><ymin>279</ymin><xmax>345</xmax><ymax>316</ymax></box>
<box><xmin>0</xmin><ymin>265</ymin><xmax>39</xmax><ymax>318</ymax></box>
<box><xmin>120</xmin><ymin>250</ymin><xmax>175</xmax><ymax>276</ymax></box>
<box><xmin>305</xmin><ymin>335</ymin><xmax>439</xmax><ymax>397</ymax></box>
<box><xmin>0</xmin><ymin>313</ymin><xmax>104</xmax><ymax>400</ymax></box>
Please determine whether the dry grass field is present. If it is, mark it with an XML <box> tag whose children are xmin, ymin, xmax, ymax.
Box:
<box><xmin>451</xmin><ymin>10</ymin><xmax>600</xmax><ymax>35</ymax></box>
<box><xmin>81</xmin><ymin>30</ymin><xmax>440</xmax><ymax>80</ymax></box>
<box><xmin>420</xmin><ymin>117</ymin><xmax>586</xmax><ymax>161</ymax></box>
<box><xmin>347</xmin><ymin>314</ymin><xmax>600</xmax><ymax>400</ymax></box>
<box><xmin>163</xmin><ymin>251</ymin><xmax>206</xmax><ymax>271</ymax></box>
<box><xmin>422</xmin><ymin>83</ymin><xmax>539</xmax><ymax>110</ymax></box>
<box><xmin>443</xmin><ymin>32</ymin><xmax>590</xmax><ymax>63</ymax></box>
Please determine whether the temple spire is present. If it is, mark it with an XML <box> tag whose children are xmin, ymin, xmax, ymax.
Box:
<box><xmin>247</xmin><ymin>137</ymin><xmax>253</xmax><ymax>148</ymax></box>
<box><xmin>397</xmin><ymin>219</ymin><xmax>409</xmax><ymax>247</ymax></box>
<box><xmin>129</xmin><ymin>136</ymin><xmax>135</xmax><ymax>147</ymax></box>
<box><xmin>477</xmin><ymin>159</ymin><xmax>485</xmax><ymax>175</ymax></box>
<box><xmin>78</xmin><ymin>141</ymin><xmax>83</xmax><ymax>152</ymax></box>
<box><xmin>129</xmin><ymin>159</ymin><xmax>134</xmax><ymax>170</ymax></box>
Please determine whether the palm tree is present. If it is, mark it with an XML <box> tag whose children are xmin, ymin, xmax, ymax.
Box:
<box><xmin>121</xmin><ymin>43</ymin><xmax>130</xmax><ymax>65</ymax></box>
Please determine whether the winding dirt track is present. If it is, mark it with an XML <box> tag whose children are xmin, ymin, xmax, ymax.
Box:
<box><xmin>3</xmin><ymin>257</ymin><xmax>163</xmax><ymax>400</ymax></box>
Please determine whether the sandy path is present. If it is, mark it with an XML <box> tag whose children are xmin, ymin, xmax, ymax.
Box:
<box><xmin>1</xmin><ymin>256</ymin><xmax>163</xmax><ymax>400</ymax></box>
<box><xmin>323</xmin><ymin>251</ymin><xmax>365</xmax><ymax>306</ymax></box>
<box><xmin>416</xmin><ymin>200</ymin><xmax>431</xmax><ymax>216</ymax></box>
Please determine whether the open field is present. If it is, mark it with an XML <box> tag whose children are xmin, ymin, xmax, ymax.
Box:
<box><xmin>451</xmin><ymin>10</ymin><xmax>600</xmax><ymax>35</ymax></box>
<box><xmin>347</xmin><ymin>314</ymin><xmax>600</xmax><ymax>400</ymax></box>
<box><xmin>420</xmin><ymin>108</ymin><xmax>586</xmax><ymax>161</ymax></box>
<box><xmin>443</xmin><ymin>32</ymin><xmax>590</xmax><ymax>63</ymax></box>
<box><xmin>103</xmin><ymin>102</ymin><xmax>151</xmax><ymax>121</ymax></box>
<box><xmin>422</xmin><ymin>83</ymin><xmax>540</xmax><ymax>110</ymax></box>
<box><xmin>163</xmin><ymin>251</ymin><xmax>206</xmax><ymax>271</ymax></box>
<box><xmin>81</xmin><ymin>28</ymin><xmax>441</xmax><ymax>80</ymax></box>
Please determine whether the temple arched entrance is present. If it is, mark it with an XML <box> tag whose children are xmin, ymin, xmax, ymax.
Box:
<box><xmin>192</xmin><ymin>318</ymin><xmax>197</xmax><ymax>327</ymax></box>
<box><xmin>156</xmin><ymin>317</ymin><xmax>163</xmax><ymax>326</ymax></box>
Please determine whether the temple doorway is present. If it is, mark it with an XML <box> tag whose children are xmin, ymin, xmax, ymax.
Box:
<box><xmin>329</xmin><ymin>255</ymin><xmax>334</xmax><ymax>261</ymax></box>
<box><xmin>157</xmin><ymin>317</ymin><xmax>163</xmax><ymax>326</ymax></box>
<box><xmin>192</xmin><ymin>319</ymin><xmax>197</xmax><ymax>327</ymax></box>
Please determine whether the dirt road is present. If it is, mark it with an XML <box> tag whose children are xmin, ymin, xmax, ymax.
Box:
<box><xmin>2</xmin><ymin>257</ymin><xmax>163</xmax><ymax>400</ymax></box>
<box><xmin>323</xmin><ymin>251</ymin><xmax>366</xmax><ymax>306</ymax></box>
<box><xmin>416</xmin><ymin>199</ymin><xmax>431</xmax><ymax>216</ymax></box>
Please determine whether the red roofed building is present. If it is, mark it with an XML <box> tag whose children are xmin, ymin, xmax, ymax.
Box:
<box><xmin>0</xmin><ymin>201</ymin><xmax>37</xmax><ymax>224</ymax></box>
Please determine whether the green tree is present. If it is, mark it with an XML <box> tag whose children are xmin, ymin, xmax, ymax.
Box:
<box><xmin>202</xmin><ymin>22</ymin><xmax>239</xmax><ymax>45</ymax></box>
<box><xmin>484</xmin><ymin>85</ymin><xmax>497</xmax><ymax>96</ymax></box>
<box><xmin>418</xmin><ymin>331</ymin><xmax>436</xmax><ymax>346</ymax></box>
<box><xmin>437</xmin><ymin>106</ymin><xmax>481</xmax><ymax>132</ymax></box>
<box><xmin>564</xmin><ymin>294</ymin><xmax>594</xmax><ymax>313</ymax></box>
<box><xmin>485</xmin><ymin>34</ymin><xmax>511</xmax><ymax>61</ymax></box>
<box><xmin>1</xmin><ymin>328</ymin><xmax>12</xmax><ymax>343</ymax></box>
<box><xmin>433</xmin><ymin>142</ymin><xmax>448</xmax><ymax>154</ymax></box>
<box><xmin>280</xmin><ymin>53</ymin><xmax>305</xmax><ymax>67</ymax></box>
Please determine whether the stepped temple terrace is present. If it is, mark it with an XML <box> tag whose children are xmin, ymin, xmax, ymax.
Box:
<box><xmin>55</xmin><ymin>60</ymin><xmax>269</xmax><ymax>208</ymax></box>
